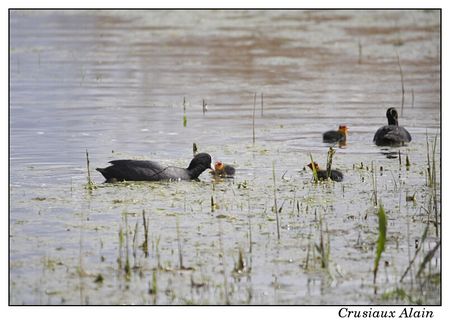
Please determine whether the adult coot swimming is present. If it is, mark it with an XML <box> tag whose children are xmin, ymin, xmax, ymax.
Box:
<box><xmin>96</xmin><ymin>153</ymin><xmax>214</xmax><ymax>182</ymax></box>
<box><xmin>210</xmin><ymin>161</ymin><xmax>235</xmax><ymax>177</ymax></box>
<box><xmin>373</xmin><ymin>108</ymin><xmax>411</xmax><ymax>146</ymax></box>
<box><xmin>323</xmin><ymin>125</ymin><xmax>349</xmax><ymax>143</ymax></box>
<box><xmin>307</xmin><ymin>162</ymin><xmax>343</xmax><ymax>182</ymax></box>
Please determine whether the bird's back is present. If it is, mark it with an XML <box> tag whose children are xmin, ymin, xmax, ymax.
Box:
<box><xmin>374</xmin><ymin>125</ymin><xmax>411</xmax><ymax>146</ymax></box>
<box><xmin>97</xmin><ymin>160</ymin><xmax>168</xmax><ymax>181</ymax></box>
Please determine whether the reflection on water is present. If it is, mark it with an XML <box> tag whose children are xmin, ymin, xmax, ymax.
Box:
<box><xmin>10</xmin><ymin>10</ymin><xmax>440</xmax><ymax>305</ymax></box>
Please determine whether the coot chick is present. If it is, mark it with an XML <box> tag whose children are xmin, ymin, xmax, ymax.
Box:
<box><xmin>96</xmin><ymin>153</ymin><xmax>214</xmax><ymax>182</ymax></box>
<box><xmin>211</xmin><ymin>161</ymin><xmax>235</xmax><ymax>177</ymax></box>
<box><xmin>307</xmin><ymin>162</ymin><xmax>343</xmax><ymax>182</ymax></box>
<box><xmin>373</xmin><ymin>108</ymin><xmax>411</xmax><ymax>146</ymax></box>
<box><xmin>323</xmin><ymin>125</ymin><xmax>349</xmax><ymax>143</ymax></box>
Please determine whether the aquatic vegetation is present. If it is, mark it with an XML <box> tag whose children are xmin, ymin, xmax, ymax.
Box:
<box><xmin>396</xmin><ymin>52</ymin><xmax>405</xmax><ymax>116</ymax></box>
<box><xmin>309</xmin><ymin>154</ymin><xmax>319</xmax><ymax>183</ymax></box>
<box><xmin>85</xmin><ymin>149</ymin><xmax>96</xmax><ymax>191</ymax></box>
<box><xmin>373</xmin><ymin>203</ymin><xmax>387</xmax><ymax>285</ymax></box>
<box><xmin>9</xmin><ymin>10</ymin><xmax>440</xmax><ymax>305</ymax></box>
<box><xmin>252</xmin><ymin>92</ymin><xmax>257</xmax><ymax>144</ymax></box>
<box><xmin>272</xmin><ymin>161</ymin><xmax>280</xmax><ymax>240</ymax></box>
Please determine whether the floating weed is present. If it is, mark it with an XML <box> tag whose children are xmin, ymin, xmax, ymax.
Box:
<box><xmin>94</xmin><ymin>273</ymin><xmax>104</xmax><ymax>284</ymax></box>
<box><xmin>237</xmin><ymin>180</ymin><xmax>248</xmax><ymax>189</ymax></box>
<box><xmin>406</xmin><ymin>193</ymin><xmax>416</xmax><ymax>203</ymax></box>
<box><xmin>373</xmin><ymin>202</ymin><xmax>387</xmax><ymax>287</ymax></box>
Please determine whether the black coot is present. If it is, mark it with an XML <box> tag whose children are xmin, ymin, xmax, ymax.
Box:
<box><xmin>307</xmin><ymin>162</ymin><xmax>343</xmax><ymax>182</ymax></box>
<box><xmin>96</xmin><ymin>153</ymin><xmax>214</xmax><ymax>182</ymax></box>
<box><xmin>323</xmin><ymin>125</ymin><xmax>349</xmax><ymax>143</ymax></box>
<box><xmin>373</xmin><ymin>108</ymin><xmax>411</xmax><ymax>146</ymax></box>
<box><xmin>211</xmin><ymin>161</ymin><xmax>235</xmax><ymax>177</ymax></box>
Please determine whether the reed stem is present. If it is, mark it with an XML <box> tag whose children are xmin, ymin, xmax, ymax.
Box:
<box><xmin>252</xmin><ymin>92</ymin><xmax>257</xmax><ymax>144</ymax></box>
<box><xmin>273</xmin><ymin>161</ymin><xmax>280</xmax><ymax>240</ymax></box>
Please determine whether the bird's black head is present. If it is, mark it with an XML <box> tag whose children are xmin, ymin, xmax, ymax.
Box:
<box><xmin>386</xmin><ymin>107</ymin><xmax>399</xmax><ymax>126</ymax></box>
<box><xmin>188</xmin><ymin>153</ymin><xmax>214</xmax><ymax>171</ymax></box>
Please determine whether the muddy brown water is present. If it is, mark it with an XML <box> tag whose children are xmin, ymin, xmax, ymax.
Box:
<box><xmin>10</xmin><ymin>10</ymin><xmax>440</xmax><ymax>305</ymax></box>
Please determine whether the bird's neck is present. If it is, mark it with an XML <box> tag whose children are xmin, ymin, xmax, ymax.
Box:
<box><xmin>188</xmin><ymin>164</ymin><xmax>208</xmax><ymax>179</ymax></box>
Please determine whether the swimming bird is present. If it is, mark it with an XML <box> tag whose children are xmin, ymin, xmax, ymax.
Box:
<box><xmin>96</xmin><ymin>153</ymin><xmax>214</xmax><ymax>182</ymax></box>
<box><xmin>373</xmin><ymin>108</ymin><xmax>411</xmax><ymax>146</ymax></box>
<box><xmin>307</xmin><ymin>162</ymin><xmax>343</xmax><ymax>182</ymax></box>
<box><xmin>211</xmin><ymin>161</ymin><xmax>236</xmax><ymax>177</ymax></box>
<box><xmin>323</xmin><ymin>125</ymin><xmax>349</xmax><ymax>143</ymax></box>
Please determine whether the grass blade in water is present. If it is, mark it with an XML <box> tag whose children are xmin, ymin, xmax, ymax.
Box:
<box><xmin>373</xmin><ymin>203</ymin><xmax>387</xmax><ymax>285</ymax></box>
<box><xmin>309</xmin><ymin>154</ymin><xmax>318</xmax><ymax>183</ymax></box>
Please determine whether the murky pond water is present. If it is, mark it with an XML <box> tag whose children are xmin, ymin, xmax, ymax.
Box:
<box><xmin>10</xmin><ymin>10</ymin><xmax>440</xmax><ymax>305</ymax></box>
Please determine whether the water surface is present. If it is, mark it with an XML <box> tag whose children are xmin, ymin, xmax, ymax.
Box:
<box><xmin>10</xmin><ymin>10</ymin><xmax>440</xmax><ymax>305</ymax></box>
